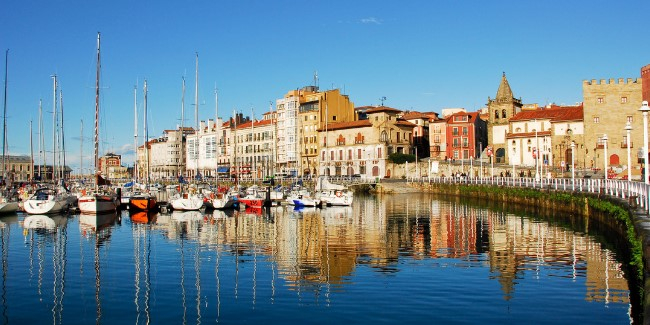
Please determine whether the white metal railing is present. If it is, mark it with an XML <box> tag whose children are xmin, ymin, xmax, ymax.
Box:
<box><xmin>406</xmin><ymin>176</ymin><xmax>650</xmax><ymax>213</ymax></box>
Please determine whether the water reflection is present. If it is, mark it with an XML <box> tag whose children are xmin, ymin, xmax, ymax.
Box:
<box><xmin>0</xmin><ymin>194</ymin><xmax>634</xmax><ymax>323</ymax></box>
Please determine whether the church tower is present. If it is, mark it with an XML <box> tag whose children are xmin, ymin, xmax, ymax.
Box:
<box><xmin>486</xmin><ymin>73</ymin><xmax>522</xmax><ymax>162</ymax></box>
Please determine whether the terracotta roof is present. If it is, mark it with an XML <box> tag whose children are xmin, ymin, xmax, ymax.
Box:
<box><xmin>365</xmin><ymin>106</ymin><xmax>402</xmax><ymax>114</ymax></box>
<box><xmin>509</xmin><ymin>105</ymin><xmax>583</xmax><ymax>122</ymax></box>
<box><xmin>394</xmin><ymin>120</ymin><xmax>417</xmax><ymax>127</ymax></box>
<box><xmin>401</xmin><ymin>111</ymin><xmax>430</xmax><ymax>120</ymax></box>
<box><xmin>317</xmin><ymin>120</ymin><xmax>372</xmax><ymax>131</ymax></box>
<box><xmin>446</xmin><ymin>111</ymin><xmax>479</xmax><ymax>124</ymax></box>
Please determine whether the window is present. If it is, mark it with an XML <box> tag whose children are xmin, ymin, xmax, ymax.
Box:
<box><xmin>627</xmin><ymin>116</ymin><xmax>633</xmax><ymax>123</ymax></box>
<box><xmin>452</xmin><ymin>127</ymin><xmax>458</xmax><ymax>136</ymax></box>
<box><xmin>597</xmin><ymin>97</ymin><xmax>604</xmax><ymax>104</ymax></box>
<box><xmin>462</xmin><ymin>127</ymin><xmax>468</xmax><ymax>136</ymax></box>
<box><xmin>495</xmin><ymin>110</ymin><xmax>499</xmax><ymax>119</ymax></box>
<box><xmin>593</xmin><ymin>116</ymin><xmax>600</xmax><ymax>123</ymax></box>
<box><xmin>502</xmin><ymin>109</ymin><xmax>507</xmax><ymax>118</ymax></box>
<box><xmin>378</xmin><ymin>148</ymin><xmax>382</xmax><ymax>158</ymax></box>
<box><xmin>622</xmin><ymin>97</ymin><xmax>628</xmax><ymax>103</ymax></box>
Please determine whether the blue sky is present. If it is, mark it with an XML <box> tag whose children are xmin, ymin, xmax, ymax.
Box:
<box><xmin>2</xmin><ymin>0</ymin><xmax>649</xmax><ymax>173</ymax></box>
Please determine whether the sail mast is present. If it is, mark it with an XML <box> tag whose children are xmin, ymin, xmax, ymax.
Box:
<box><xmin>194</xmin><ymin>52</ymin><xmax>199</xmax><ymax>179</ymax></box>
<box><xmin>52</xmin><ymin>74</ymin><xmax>57</xmax><ymax>182</ymax></box>
<box><xmin>60</xmin><ymin>89</ymin><xmax>66</xmax><ymax>181</ymax></box>
<box><xmin>94</xmin><ymin>32</ymin><xmax>100</xmax><ymax>188</ymax></box>
<box><xmin>133</xmin><ymin>85</ymin><xmax>138</xmax><ymax>184</ymax></box>
<box><xmin>214</xmin><ymin>87</ymin><xmax>218</xmax><ymax>186</ymax></box>
<box><xmin>2</xmin><ymin>49</ymin><xmax>7</xmax><ymax>184</ymax></box>
<box><xmin>180</xmin><ymin>77</ymin><xmax>185</xmax><ymax>181</ymax></box>
<box><xmin>144</xmin><ymin>79</ymin><xmax>149</xmax><ymax>186</ymax></box>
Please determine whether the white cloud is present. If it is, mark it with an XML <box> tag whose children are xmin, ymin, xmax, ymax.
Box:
<box><xmin>360</xmin><ymin>17</ymin><xmax>382</xmax><ymax>25</ymax></box>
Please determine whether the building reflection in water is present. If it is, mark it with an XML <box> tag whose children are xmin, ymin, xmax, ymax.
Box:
<box><xmin>10</xmin><ymin>192</ymin><xmax>630</xmax><ymax>323</ymax></box>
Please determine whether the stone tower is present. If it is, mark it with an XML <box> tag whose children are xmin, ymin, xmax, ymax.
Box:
<box><xmin>487</xmin><ymin>73</ymin><xmax>522</xmax><ymax>163</ymax></box>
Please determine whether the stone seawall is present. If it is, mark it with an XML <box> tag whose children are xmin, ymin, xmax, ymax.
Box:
<box><xmin>374</xmin><ymin>180</ymin><xmax>648</xmax><ymax>323</ymax></box>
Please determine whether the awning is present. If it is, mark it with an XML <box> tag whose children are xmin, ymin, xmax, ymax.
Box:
<box><xmin>217</xmin><ymin>167</ymin><xmax>230</xmax><ymax>173</ymax></box>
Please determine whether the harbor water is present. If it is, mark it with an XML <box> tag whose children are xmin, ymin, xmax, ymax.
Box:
<box><xmin>1</xmin><ymin>193</ymin><xmax>634</xmax><ymax>324</ymax></box>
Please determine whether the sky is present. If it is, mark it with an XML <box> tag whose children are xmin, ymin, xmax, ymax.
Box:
<box><xmin>2</xmin><ymin>0</ymin><xmax>649</xmax><ymax>174</ymax></box>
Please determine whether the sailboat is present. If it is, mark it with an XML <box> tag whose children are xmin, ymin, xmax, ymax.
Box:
<box><xmin>24</xmin><ymin>74</ymin><xmax>73</xmax><ymax>214</ymax></box>
<box><xmin>78</xmin><ymin>32</ymin><xmax>119</xmax><ymax>214</ymax></box>
<box><xmin>0</xmin><ymin>50</ymin><xmax>18</xmax><ymax>214</ymax></box>
<box><xmin>210</xmin><ymin>88</ymin><xmax>237</xmax><ymax>210</ymax></box>
<box><xmin>169</xmin><ymin>70</ymin><xmax>203</xmax><ymax>211</ymax></box>
<box><xmin>129</xmin><ymin>80</ymin><xmax>157</xmax><ymax>212</ymax></box>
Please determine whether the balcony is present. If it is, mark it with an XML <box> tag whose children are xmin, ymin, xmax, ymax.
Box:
<box><xmin>621</xmin><ymin>141</ymin><xmax>634</xmax><ymax>148</ymax></box>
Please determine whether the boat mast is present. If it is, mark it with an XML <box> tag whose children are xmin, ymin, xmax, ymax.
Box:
<box><xmin>214</xmin><ymin>86</ymin><xmax>218</xmax><ymax>188</ymax></box>
<box><xmin>60</xmin><ymin>89</ymin><xmax>66</xmax><ymax>181</ymax></box>
<box><xmin>233</xmin><ymin>109</ymin><xmax>237</xmax><ymax>186</ymax></box>
<box><xmin>39</xmin><ymin>99</ymin><xmax>44</xmax><ymax>180</ymax></box>
<box><xmin>194</xmin><ymin>52</ymin><xmax>199</xmax><ymax>179</ymax></box>
<box><xmin>133</xmin><ymin>85</ymin><xmax>138</xmax><ymax>184</ymax></box>
<box><xmin>80</xmin><ymin>119</ymin><xmax>83</xmax><ymax>180</ymax></box>
<box><xmin>271</xmin><ymin>101</ymin><xmax>276</xmax><ymax>178</ymax></box>
<box><xmin>93</xmin><ymin>32</ymin><xmax>100</xmax><ymax>190</ymax></box>
<box><xmin>30</xmin><ymin>120</ymin><xmax>34</xmax><ymax>183</ymax></box>
<box><xmin>2</xmin><ymin>49</ymin><xmax>7</xmax><ymax>185</ymax></box>
<box><xmin>179</xmin><ymin>77</ymin><xmax>185</xmax><ymax>191</ymax></box>
<box><xmin>143</xmin><ymin>79</ymin><xmax>149</xmax><ymax>186</ymax></box>
<box><xmin>52</xmin><ymin>74</ymin><xmax>57</xmax><ymax>183</ymax></box>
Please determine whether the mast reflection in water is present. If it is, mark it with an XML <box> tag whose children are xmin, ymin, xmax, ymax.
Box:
<box><xmin>0</xmin><ymin>193</ymin><xmax>635</xmax><ymax>324</ymax></box>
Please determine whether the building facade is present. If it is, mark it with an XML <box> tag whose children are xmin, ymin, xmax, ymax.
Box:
<box><xmin>582</xmin><ymin>78</ymin><xmax>643</xmax><ymax>175</ymax></box>
<box><xmin>298</xmin><ymin>88</ymin><xmax>355</xmax><ymax>177</ymax></box>
<box><xmin>319</xmin><ymin>106</ymin><xmax>414</xmax><ymax>178</ymax></box>
<box><xmin>487</xmin><ymin>73</ymin><xmax>523</xmax><ymax>163</ymax></box>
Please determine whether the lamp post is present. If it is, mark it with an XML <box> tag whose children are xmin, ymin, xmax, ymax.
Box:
<box><xmin>570</xmin><ymin>141</ymin><xmax>575</xmax><ymax>191</ymax></box>
<box><xmin>603</xmin><ymin>134</ymin><xmax>608</xmax><ymax>191</ymax></box>
<box><xmin>534</xmin><ymin>120</ymin><xmax>540</xmax><ymax>182</ymax></box>
<box><xmin>625</xmin><ymin>122</ymin><xmax>632</xmax><ymax>184</ymax></box>
<box><xmin>640</xmin><ymin>101</ymin><xmax>650</xmax><ymax>184</ymax></box>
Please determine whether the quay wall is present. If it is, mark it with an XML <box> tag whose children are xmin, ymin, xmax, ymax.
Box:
<box><xmin>373</xmin><ymin>181</ymin><xmax>649</xmax><ymax>324</ymax></box>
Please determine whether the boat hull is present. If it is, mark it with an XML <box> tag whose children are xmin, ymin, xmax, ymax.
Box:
<box><xmin>0</xmin><ymin>201</ymin><xmax>19</xmax><ymax>214</ymax></box>
<box><xmin>78</xmin><ymin>194</ymin><xmax>118</xmax><ymax>214</ymax></box>
<box><xmin>23</xmin><ymin>198</ymin><xmax>68</xmax><ymax>214</ymax></box>
<box><xmin>170</xmin><ymin>197</ymin><xmax>203</xmax><ymax>211</ymax></box>
<box><xmin>129</xmin><ymin>196</ymin><xmax>158</xmax><ymax>211</ymax></box>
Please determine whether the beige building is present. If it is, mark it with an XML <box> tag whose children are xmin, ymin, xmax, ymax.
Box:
<box><xmin>582</xmin><ymin>78</ymin><xmax>643</xmax><ymax>177</ymax></box>
<box><xmin>319</xmin><ymin>106</ymin><xmax>414</xmax><ymax>178</ymax></box>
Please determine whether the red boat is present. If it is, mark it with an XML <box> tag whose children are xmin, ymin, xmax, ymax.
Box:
<box><xmin>238</xmin><ymin>197</ymin><xmax>264</xmax><ymax>208</ymax></box>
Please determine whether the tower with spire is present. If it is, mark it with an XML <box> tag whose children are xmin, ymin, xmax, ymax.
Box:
<box><xmin>487</xmin><ymin>72</ymin><xmax>522</xmax><ymax>163</ymax></box>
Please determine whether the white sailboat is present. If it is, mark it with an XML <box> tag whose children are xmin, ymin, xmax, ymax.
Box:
<box><xmin>0</xmin><ymin>49</ymin><xmax>18</xmax><ymax>214</ymax></box>
<box><xmin>24</xmin><ymin>75</ymin><xmax>72</xmax><ymax>214</ymax></box>
<box><xmin>169</xmin><ymin>54</ymin><xmax>203</xmax><ymax>211</ymax></box>
<box><xmin>78</xmin><ymin>32</ymin><xmax>118</xmax><ymax>214</ymax></box>
<box><xmin>314</xmin><ymin>176</ymin><xmax>353</xmax><ymax>207</ymax></box>
<box><xmin>210</xmin><ymin>88</ymin><xmax>237</xmax><ymax>210</ymax></box>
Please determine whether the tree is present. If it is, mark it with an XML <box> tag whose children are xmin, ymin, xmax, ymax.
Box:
<box><xmin>387</xmin><ymin>153</ymin><xmax>416</xmax><ymax>164</ymax></box>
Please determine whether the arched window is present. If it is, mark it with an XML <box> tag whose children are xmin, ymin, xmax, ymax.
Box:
<box><xmin>502</xmin><ymin>109</ymin><xmax>507</xmax><ymax>118</ymax></box>
<box><xmin>380</xmin><ymin>131</ymin><xmax>388</xmax><ymax>142</ymax></box>
<box><xmin>495</xmin><ymin>110</ymin><xmax>499</xmax><ymax>119</ymax></box>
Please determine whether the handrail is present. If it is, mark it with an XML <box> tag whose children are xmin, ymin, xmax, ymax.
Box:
<box><xmin>406</xmin><ymin>175</ymin><xmax>649</xmax><ymax>212</ymax></box>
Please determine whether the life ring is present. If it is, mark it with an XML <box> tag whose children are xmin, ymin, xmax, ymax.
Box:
<box><xmin>335</xmin><ymin>190</ymin><xmax>342</xmax><ymax>197</ymax></box>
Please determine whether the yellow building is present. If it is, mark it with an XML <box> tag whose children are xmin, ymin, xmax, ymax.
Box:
<box><xmin>297</xmin><ymin>88</ymin><xmax>355</xmax><ymax>177</ymax></box>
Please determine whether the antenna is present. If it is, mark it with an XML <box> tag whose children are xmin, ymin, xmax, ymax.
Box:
<box><xmin>380</xmin><ymin>96</ymin><xmax>387</xmax><ymax>106</ymax></box>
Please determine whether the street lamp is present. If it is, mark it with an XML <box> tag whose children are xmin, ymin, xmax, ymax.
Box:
<box><xmin>603</xmin><ymin>134</ymin><xmax>608</xmax><ymax>190</ymax></box>
<box><xmin>625</xmin><ymin>122</ymin><xmax>632</xmax><ymax>184</ymax></box>
<box><xmin>640</xmin><ymin>101</ymin><xmax>650</xmax><ymax>184</ymax></box>
<box><xmin>570</xmin><ymin>141</ymin><xmax>575</xmax><ymax>191</ymax></box>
